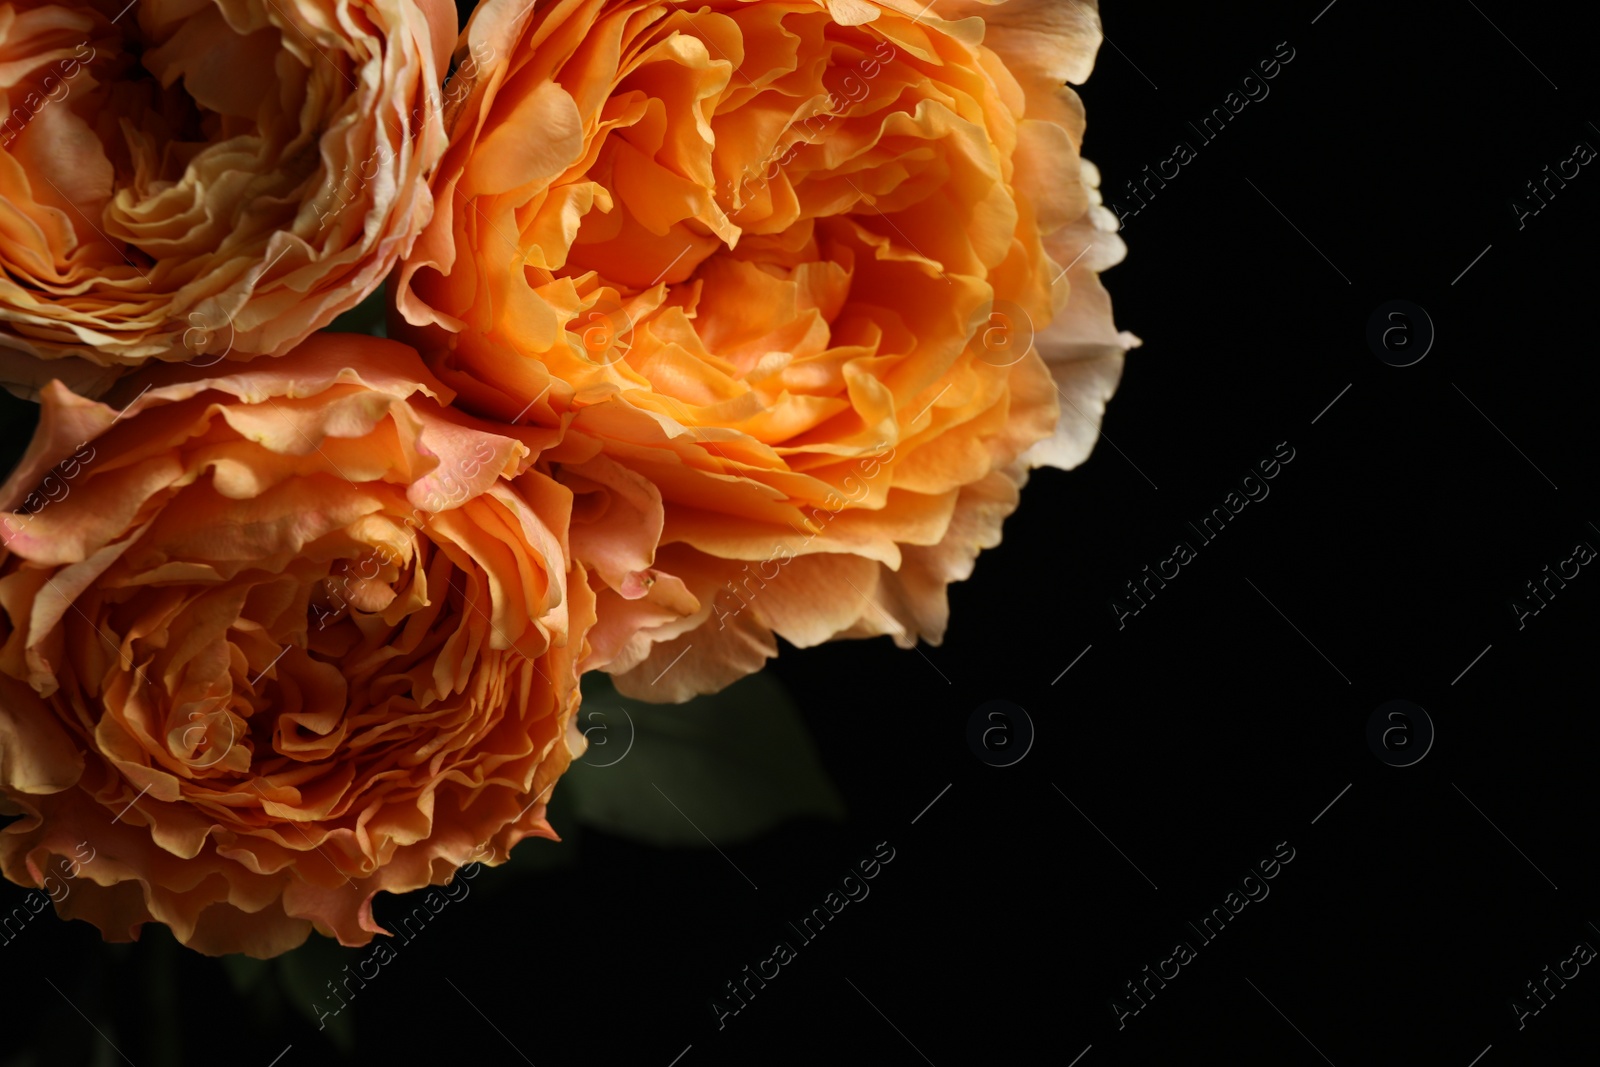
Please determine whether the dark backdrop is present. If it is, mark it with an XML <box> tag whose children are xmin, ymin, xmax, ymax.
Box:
<box><xmin>3</xmin><ymin>1</ymin><xmax>1598</xmax><ymax>1064</ymax></box>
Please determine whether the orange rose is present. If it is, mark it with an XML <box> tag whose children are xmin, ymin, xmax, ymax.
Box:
<box><xmin>0</xmin><ymin>0</ymin><xmax>459</xmax><ymax>398</ymax></box>
<box><xmin>0</xmin><ymin>335</ymin><xmax>607</xmax><ymax>957</ymax></box>
<box><xmin>398</xmin><ymin>0</ymin><xmax>1137</xmax><ymax>700</ymax></box>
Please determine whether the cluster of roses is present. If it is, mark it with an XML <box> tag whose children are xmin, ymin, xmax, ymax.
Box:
<box><xmin>0</xmin><ymin>0</ymin><xmax>1135</xmax><ymax>957</ymax></box>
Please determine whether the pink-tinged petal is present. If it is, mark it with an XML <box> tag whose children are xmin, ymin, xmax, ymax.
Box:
<box><xmin>1025</xmin><ymin>177</ymin><xmax>1140</xmax><ymax>472</ymax></box>
<box><xmin>564</xmin><ymin>453</ymin><xmax>669</xmax><ymax>593</ymax></box>
<box><xmin>611</xmin><ymin>603</ymin><xmax>778</xmax><ymax>704</ymax></box>
<box><xmin>909</xmin><ymin>0</ymin><xmax>1105</xmax><ymax>85</ymax></box>
<box><xmin>584</xmin><ymin>571</ymin><xmax>701</xmax><ymax>675</ymax></box>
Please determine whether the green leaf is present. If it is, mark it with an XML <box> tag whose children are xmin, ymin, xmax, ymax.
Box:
<box><xmin>278</xmin><ymin>933</ymin><xmax>357</xmax><ymax>1052</ymax></box>
<box><xmin>220</xmin><ymin>953</ymin><xmax>272</xmax><ymax>997</ymax></box>
<box><xmin>562</xmin><ymin>672</ymin><xmax>846</xmax><ymax>848</ymax></box>
<box><xmin>322</xmin><ymin>287</ymin><xmax>388</xmax><ymax>338</ymax></box>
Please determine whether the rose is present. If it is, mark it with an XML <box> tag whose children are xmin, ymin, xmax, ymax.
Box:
<box><xmin>396</xmin><ymin>0</ymin><xmax>1138</xmax><ymax>701</ymax></box>
<box><xmin>0</xmin><ymin>334</ymin><xmax>619</xmax><ymax>958</ymax></box>
<box><xmin>0</xmin><ymin>0</ymin><xmax>459</xmax><ymax>399</ymax></box>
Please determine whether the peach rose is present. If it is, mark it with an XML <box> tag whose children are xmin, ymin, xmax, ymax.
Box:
<box><xmin>0</xmin><ymin>0</ymin><xmax>459</xmax><ymax>398</ymax></box>
<box><xmin>0</xmin><ymin>335</ymin><xmax>607</xmax><ymax>957</ymax></box>
<box><xmin>397</xmin><ymin>0</ymin><xmax>1137</xmax><ymax>701</ymax></box>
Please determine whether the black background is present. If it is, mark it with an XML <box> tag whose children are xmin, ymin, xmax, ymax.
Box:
<box><xmin>3</xmin><ymin>0</ymin><xmax>1599</xmax><ymax>1064</ymax></box>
